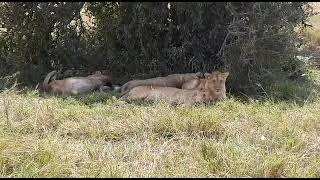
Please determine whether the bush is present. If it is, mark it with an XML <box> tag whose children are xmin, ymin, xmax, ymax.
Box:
<box><xmin>87</xmin><ymin>2</ymin><xmax>314</xmax><ymax>96</ymax></box>
<box><xmin>0</xmin><ymin>2</ymin><xmax>86</xmax><ymax>84</ymax></box>
<box><xmin>0</xmin><ymin>2</ymin><xmax>314</xmax><ymax>97</ymax></box>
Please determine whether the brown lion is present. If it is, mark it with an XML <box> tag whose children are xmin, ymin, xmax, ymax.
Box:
<box><xmin>120</xmin><ymin>86</ymin><xmax>218</xmax><ymax>105</ymax></box>
<box><xmin>181</xmin><ymin>71</ymin><xmax>229</xmax><ymax>101</ymax></box>
<box><xmin>119</xmin><ymin>72</ymin><xmax>204</xmax><ymax>96</ymax></box>
<box><xmin>42</xmin><ymin>70</ymin><xmax>112</xmax><ymax>96</ymax></box>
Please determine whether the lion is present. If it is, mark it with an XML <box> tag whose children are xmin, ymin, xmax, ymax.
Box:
<box><xmin>42</xmin><ymin>70</ymin><xmax>113</xmax><ymax>96</ymax></box>
<box><xmin>120</xmin><ymin>86</ymin><xmax>218</xmax><ymax>105</ymax></box>
<box><xmin>119</xmin><ymin>72</ymin><xmax>204</xmax><ymax>96</ymax></box>
<box><xmin>181</xmin><ymin>71</ymin><xmax>229</xmax><ymax>101</ymax></box>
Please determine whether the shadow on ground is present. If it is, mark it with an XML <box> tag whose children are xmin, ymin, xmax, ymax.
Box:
<box><xmin>231</xmin><ymin>68</ymin><xmax>320</xmax><ymax>106</ymax></box>
<box><xmin>2</xmin><ymin>68</ymin><xmax>320</xmax><ymax>107</ymax></box>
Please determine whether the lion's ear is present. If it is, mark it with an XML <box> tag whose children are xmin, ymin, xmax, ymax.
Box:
<box><xmin>223</xmin><ymin>72</ymin><xmax>229</xmax><ymax>78</ymax></box>
<box><xmin>204</xmin><ymin>73</ymin><xmax>211</xmax><ymax>78</ymax></box>
<box><xmin>95</xmin><ymin>71</ymin><xmax>102</xmax><ymax>75</ymax></box>
<box><xmin>196</xmin><ymin>72</ymin><xmax>204</xmax><ymax>78</ymax></box>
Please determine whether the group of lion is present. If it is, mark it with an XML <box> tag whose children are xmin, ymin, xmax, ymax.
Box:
<box><xmin>41</xmin><ymin>70</ymin><xmax>229</xmax><ymax>105</ymax></box>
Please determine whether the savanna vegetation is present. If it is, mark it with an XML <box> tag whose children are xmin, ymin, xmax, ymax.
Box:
<box><xmin>0</xmin><ymin>2</ymin><xmax>320</xmax><ymax>178</ymax></box>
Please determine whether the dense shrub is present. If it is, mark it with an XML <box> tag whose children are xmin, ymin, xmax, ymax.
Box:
<box><xmin>0</xmin><ymin>2</ymin><xmax>313</xmax><ymax>96</ymax></box>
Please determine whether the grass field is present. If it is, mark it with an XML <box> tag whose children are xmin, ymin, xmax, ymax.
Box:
<box><xmin>0</xmin><ymin>68</ymin><xmax>319</xmax><ymax>178</ymax></box>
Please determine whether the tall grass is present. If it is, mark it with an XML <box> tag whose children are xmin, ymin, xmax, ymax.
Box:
<box><xmin>303</xmin><ymin>28</ymin><xmax>320</xmax><ymax>46</ymax></box>
<box><xmin>302</xmin><ymin>15</ymin><xmax>320</xmax><ymax>46</ymax></box>
<box><xmin>0</xmin><ymin>69</ymin><xmax>319</xmax><ymax>177</ymax></box>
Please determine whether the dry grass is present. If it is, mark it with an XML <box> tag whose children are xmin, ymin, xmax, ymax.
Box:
<box><xmin>0</xmin><ymin>69</ymin><xmax>320</xmax><ymax>177</ymax></box>
<box><xmin>299</xmin><ymin>3</ymin><xmax>320</xmax><ymax>46</ymax></box>
<box><xmin>302</xmin><ymin>15</ymin><xmax>320</xmax><ymax>46</ymax></box>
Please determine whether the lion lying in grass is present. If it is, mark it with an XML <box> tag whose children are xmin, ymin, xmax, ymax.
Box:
<box><xmin>120</xmin><ymin>86</ymin><xmax>216</xmax><ymax>105</ymax></box>
<box><xmin>120</xmin><ymin>71</ymin><xmax>229</xmax><ymax>105</ymax></box>
<box><xmin>182</xmin><ymin>71</ymin><xmax>229</xmax><ymax>101</ymax></box>
<box><xmin>120</xmin><ymin>72</ymin><xmax>204</xmax><ymax>96</ymax></box>
<box><xmin>42</xmin><ymin>70</ymin><xmax>113</xmax><ymax>96</ymax></box>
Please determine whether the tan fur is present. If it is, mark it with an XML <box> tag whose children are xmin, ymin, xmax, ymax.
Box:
<box><xmin>43</xmin><ymin>70</ymin><xmax>112</xmax><ymax>96</ymax></box>
<box><xmin>120</xmin><ymin>72</ymin><xmax>204</xmax><ymax>96</ymax></box>
<box><xmin>181</xmin><ymin>71</ymin><xmax>229</xmax><ymax>101</ymax></box>
<box><xmin>120</xmin><ymin>86</ymin><xmax>216</xmax><ymax>105</ymax></box>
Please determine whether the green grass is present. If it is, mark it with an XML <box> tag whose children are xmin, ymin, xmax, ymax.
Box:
<box><xmin>0</xmin><ymin>69</ymin><xmax>320</xmax><ymax>177</ymax></box>
<box><xmin>268</xmin><ymin>68</ymin><xmax>320</xmax><ymax>104</ymax></box>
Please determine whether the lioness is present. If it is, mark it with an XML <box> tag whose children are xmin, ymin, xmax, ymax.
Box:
<box><xmin>120</xmin><ymin>86</ymin><xmax>217</xmax><ymax>105</ymax></box>
<box><xmin>181</xmin><ymin>71</ymin><xmax>229</xmax><ymax>101</ymax></box>
<box><xmin>120</xmin><ymin>72</ymin><xmax>204</xmax><ymax>96</ymax></box>
<box><xmin>42</xmin><ymin>70</ymin><xmax>112</xmax><ymax>96</ymax></box>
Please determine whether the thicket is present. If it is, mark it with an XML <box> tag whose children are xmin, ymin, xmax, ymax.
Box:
<box><xmin>0</xmin><ymin>2</ymin><xmax>313</xmax><ymax>96</ymax></box>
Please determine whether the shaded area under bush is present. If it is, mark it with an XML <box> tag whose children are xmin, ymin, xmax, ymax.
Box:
<box><xmin>0</xmin><ymin>2</ymin><xmax>314</xmax><ymax>98</ymax></box>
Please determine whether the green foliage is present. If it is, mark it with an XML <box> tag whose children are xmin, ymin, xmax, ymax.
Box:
<box><xmin>87</xmin><ymin>2</ymin><xmax>231</xmax><ymax>77</ymax></box>
<box><xmin>0</xmin><ymin>71</ymin><xmax>19</xmax><ymax>91</ymax></box>
<box><xmin>267</xmin><ymin>68</ymin><xmax>320</xmax><ymax>104</ymax></box>
<box><xmin>0</xmin><ymin>2</ymin><xmax>85</xmax><ymax>84</ymax></box>
<box><xmin>221</xmin><ymin>2</ymin><xmax>312</xmax><ymax>96</ymax></box>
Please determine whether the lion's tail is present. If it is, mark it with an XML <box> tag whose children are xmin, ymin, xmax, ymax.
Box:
<box><xmin>120</xmin><ymin>81</ymin><xmax>129</xmax><ymax>94</ymax></box>
<box><xmin>120</xmin><ymin>80</ymin><xmax>145</xmax><ymax>96</ymax></box>
<box><xmin>43</xmin><ymin>70</ymin><xmax>57</xmax><ymax>92</ymax></box>
<box><xmin>119</xmin><ymin>89</ymin><xmax>130</xmax><ymax>97</ymax></box>
<box><xmin>120</xmin><ymin>81</ymin><xmax>136</xmax><ymax>96</ymax></box>
<box><xmin>112</xmin><ymin>85</ymin><xmax>122</xmax><ymax>93</ymax></box>
<box><xmin>119</xmin><ymin>92</ymin><xmax>128</xmax><ymax>100</ymax></box>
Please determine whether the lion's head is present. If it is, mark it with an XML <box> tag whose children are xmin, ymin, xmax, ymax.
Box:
<box><xmin>203</xmin><ymin>71</ymin><xmax>229</xmax><ymax>101</ymax></box>
<box><xmin>88</xmin><ymin>71</ymin><xmax>113</xmax><ymax>86</ymax></box>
